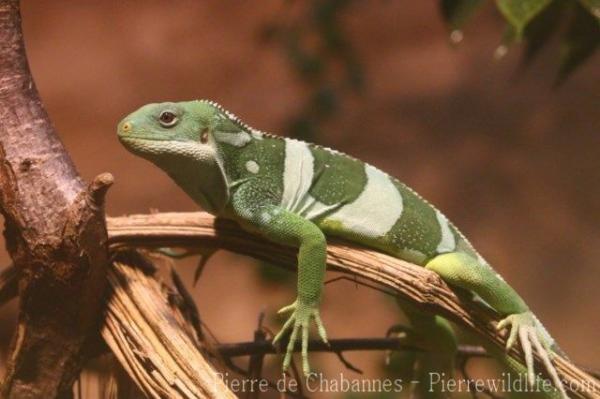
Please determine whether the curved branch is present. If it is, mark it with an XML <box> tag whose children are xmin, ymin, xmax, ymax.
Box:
<box><xmin>107</xmin><ymin>212</ymin><xmax>600</xmax><ymax>399</ymax></box>
<box><xmin>0</xmin><ymin>1</ymin><xmax>112</xmax><ymax>397</ymax></box>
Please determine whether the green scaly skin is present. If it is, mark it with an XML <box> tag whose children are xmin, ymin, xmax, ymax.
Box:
<box><xmin>117</xmin><ymin>100</ymin><xmax>568</xmax><ymax>398</ymax></box>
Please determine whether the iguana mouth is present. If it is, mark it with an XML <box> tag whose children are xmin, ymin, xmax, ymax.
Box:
<box><xmin>118</xmin><ymin>135</ymin><xmax>172</xmax><ymax>143</ymax></box>
<box><xmin>117</xmin><ymin>136</ymin><xmax>176</xmax><ymax>158</ymax></box>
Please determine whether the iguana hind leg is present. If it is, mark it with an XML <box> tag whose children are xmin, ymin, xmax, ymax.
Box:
<box><xmin>425</xmin><ymin>252</ymin><xmax>568</xmax><ymax>398</ymax></box>
<box><xmin>395</xmin><ymin>300</ymin><xmax>457</xmax><ymax>399</ymax></box>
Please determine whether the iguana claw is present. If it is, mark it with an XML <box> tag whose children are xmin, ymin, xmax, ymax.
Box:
<box><xmin>272</xmin><ymin>299</ymin><xmax>328</xmax><ymax>377</ymax></box>
<box><xmin>497</xmin><ymin>311</ymin><xmax>568</xmax><ymax>398</ymax></box>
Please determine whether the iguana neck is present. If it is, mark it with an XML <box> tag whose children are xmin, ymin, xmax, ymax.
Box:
<box><xmin>154</xmin><ymin>154</ymin><xmax>229</xmax><ymax>215</ymax></box>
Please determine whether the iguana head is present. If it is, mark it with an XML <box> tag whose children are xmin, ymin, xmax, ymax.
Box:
<box><xmin>117</xmin><ymin>100</ymin><xmax>230</xmax><ymax>214</ymax></box>
<box><xmin>117</xmin><ymin>100</ymin><xmax>218</xmax><ymax>159</ymax></box>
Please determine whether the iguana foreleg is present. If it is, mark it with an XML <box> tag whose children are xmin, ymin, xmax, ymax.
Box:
<box><xmin>230</xmin><ymin>186</ymin><xmax>329</xmax><ymax>376</ymax></box>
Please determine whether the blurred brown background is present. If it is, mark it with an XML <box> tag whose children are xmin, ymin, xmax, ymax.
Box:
<box><xmin>0</xmin><ymin>1</ymin><xmax>598</xmax><ymax>397</ymax></box>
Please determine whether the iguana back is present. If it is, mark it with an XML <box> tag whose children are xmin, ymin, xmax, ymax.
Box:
<box><xmin>217</xmin><ymin>127</ymin><xmax>483</xmax><ymax>268</ymax></box>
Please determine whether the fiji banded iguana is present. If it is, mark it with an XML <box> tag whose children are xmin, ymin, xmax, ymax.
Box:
<box><xmin>117</xmin><ymin>100</ymin><xmax>569</xmax><ymax>398</ymax></box>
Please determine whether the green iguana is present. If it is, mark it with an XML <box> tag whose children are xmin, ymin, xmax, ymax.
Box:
<box><xmin>117</xmin><ymin>100</ymin><xmax>568</xmax><ymax>398</ymax></box>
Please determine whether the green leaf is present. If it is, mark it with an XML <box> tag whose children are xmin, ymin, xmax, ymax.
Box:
<box><xmin>522</xmin><ymin>0</ymin><xmax>564</xmax><ymax>63</ymax></box>
<box><xmin>557</xmin><ymin>1</ymin><xmax>600</xmax><ymax>84</ymax></box>
<box><xmin>496</xmin><ymin>0</ymin><xmax>553</xmax><ymax>39</ymax></box>
<box><xmin>440</xmin><ymin>0</ymin><xmax>487</xmax><ymax>30</ymax></box>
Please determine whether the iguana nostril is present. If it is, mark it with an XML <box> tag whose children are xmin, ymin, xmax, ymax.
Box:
<box><xmin>121</xmin><ymin>121</ymin><xmax>132</xmax><ymax>133</ymax></box>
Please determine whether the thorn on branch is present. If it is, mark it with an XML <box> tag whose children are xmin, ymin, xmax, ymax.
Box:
<box><xmin>170</xmin><ymin>265</ymin><xmax>204</xmax><ymax>342</ymax></box>
<box><xmin>333</xmin><ymin>351</ymin><xmax>363</xmax><ymax>374</ymax></box>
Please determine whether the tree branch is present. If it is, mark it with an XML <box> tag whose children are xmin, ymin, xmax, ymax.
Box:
<box><xmin>0</xmin><ymin>1</ymin><xmax>112</xmax><ymax>397</ymax></box>
<box><xmin>101</xmin><ymin>257</ymin><xmax>235</xmax><ymax>399</ymax></box>
<box><xmin>216</xmin><ymin>337</ymin><xmax>487</xmax><ymax>359</ymax></box>
<box><xmin>107</xmin><ymin>212</ymin><xmax>600</xmax><ymax>399</ymax></box>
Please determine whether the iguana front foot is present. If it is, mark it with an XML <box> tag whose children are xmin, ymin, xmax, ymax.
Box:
<box><xmin>272</xmin><ymin>299</ymin><xmax>329</xmax><ymax>377</ymax></box>
<box><xmin>497</xmin><ymin>311</ymin><xmax>568</xmax><ymax>398</ymax></box>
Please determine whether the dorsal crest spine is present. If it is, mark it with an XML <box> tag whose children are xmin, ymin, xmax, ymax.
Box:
<box><xmin>200</xmin><ymin>99</ymin><xmax>280</xmax><ymax>140</ymax></box>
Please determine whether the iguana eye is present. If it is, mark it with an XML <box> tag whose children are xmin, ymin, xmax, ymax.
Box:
<box><xmin>158</xmin><ymin>111</ymin><xmax>178</xmax><ymax>127</ymax></box>
<box><xmin>200</xmin><ymin>128</ymin><xmax>209</xmax><ymax>144</ymax></box>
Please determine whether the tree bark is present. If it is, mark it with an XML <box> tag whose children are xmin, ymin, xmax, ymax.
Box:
<box><xmin>0</xmin><ymin>1</ymin><xmax>112</xmax><ymax>397</ymax></box>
